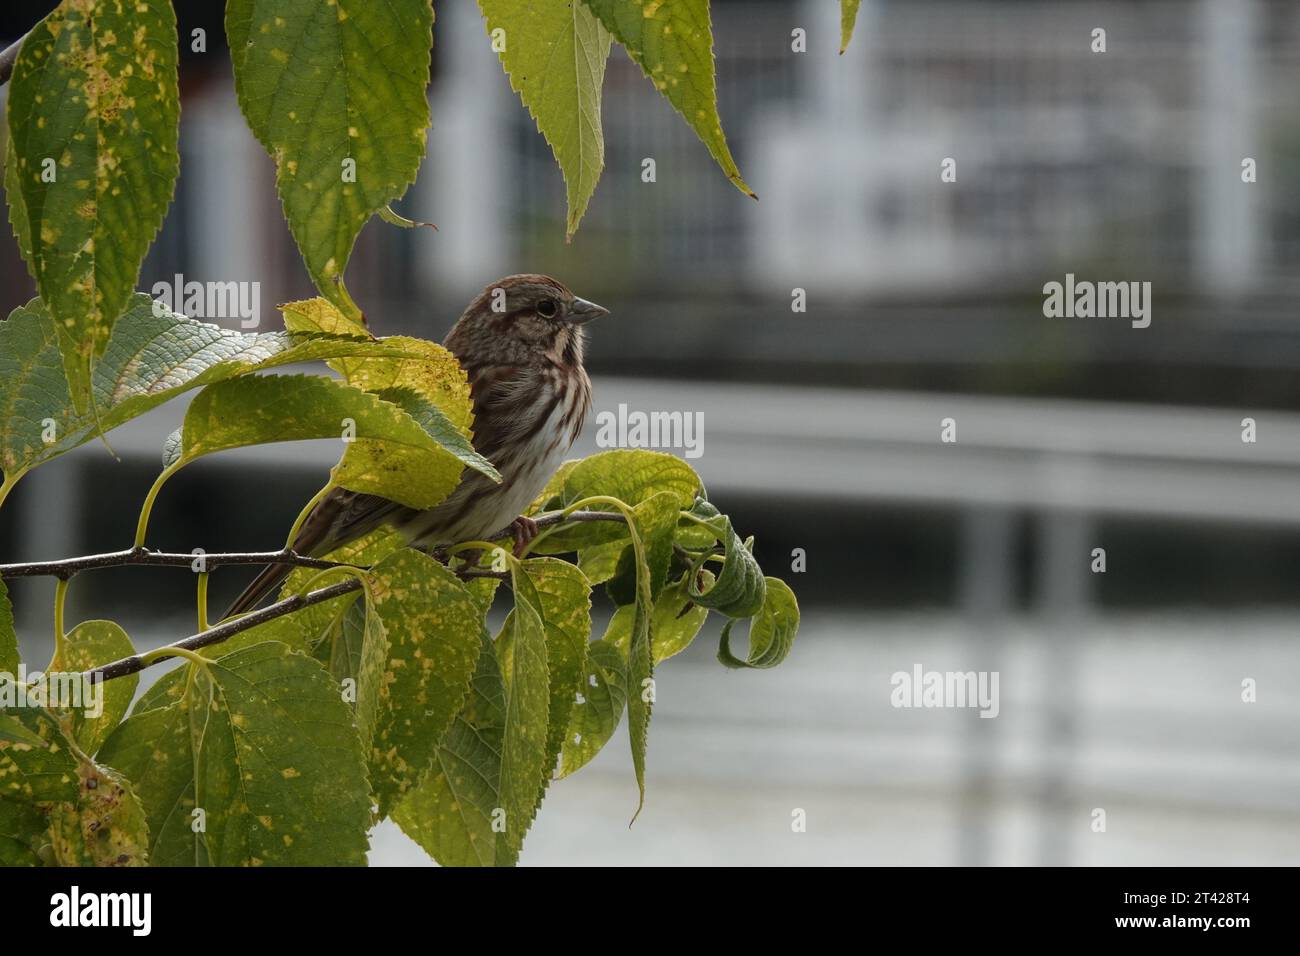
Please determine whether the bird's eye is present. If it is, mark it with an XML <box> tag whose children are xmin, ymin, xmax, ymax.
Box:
<box><xmin>536</xmin><ymin>298</ymin><xmax>558</xmax><ymax>318</ymax></box>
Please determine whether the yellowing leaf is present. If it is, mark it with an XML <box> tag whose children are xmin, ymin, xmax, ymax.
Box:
<box><xmin>177</xmin><ymin>373</ymin><xmax>497</xmax><ymax>510</ymax></box>
<box><xmin>49</xmin><ymin>620</ymin><xmax>137</xmax><ymax>756</ymax></box>
<box><xmin>392</xmin><ymin>629</ymin><xmax>506</xmax><ymax>867</ymax></box>
<box><xmin>4</xmin><ymin>0</ymin><xmax>180</xmax><ymax>412</ymax></box>
<box><xmin>47</xmin><ymin>760</ymin><xmax>149</xmax><ymax>867</ymax></box>
<box><xmin>98</xmin><ymin>642</ymin><xmax>371</xmax><ymax>866</ymax></box>
<box><xmin>512</xmin><ymin>558</ymin><xmax>591</xmax><ymax>823</ymax></box>
<box><xmin>366</xmin><ymin>549</ymin><xmax>483</xmax><ymax>816</ymax></box>
<box><xmin>283</xmin><ymin>297</ymin><xmax>476</xmax><ymax>435</ymax></box>
<box><xmin>0</xmin><ymin>709</ymin><xmax>79</xmax><ymax>804</ymax></box>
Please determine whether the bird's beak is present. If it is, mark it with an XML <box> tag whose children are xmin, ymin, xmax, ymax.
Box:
<box><xmin>568</xmin><ymin>297</ymin><xmax>610</xmax><ymax>324</ymax></box>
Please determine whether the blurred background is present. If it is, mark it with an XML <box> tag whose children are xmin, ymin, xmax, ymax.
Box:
<box><xmin>2</xmin><ymin>0</ymin><xmax>1299</xmax><ymax>865</ymax></box>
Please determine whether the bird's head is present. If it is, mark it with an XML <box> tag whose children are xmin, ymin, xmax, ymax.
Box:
<box><xmin>445</xmin><ymin>274</ymin><xmax>609</xmax><ymax>368</ymax></box>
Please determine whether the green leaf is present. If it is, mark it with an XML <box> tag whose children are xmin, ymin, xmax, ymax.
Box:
<box><xmin>625</xmin><ymin>597</ymin><xmax>652</xmax><ymax>820</ymax></box>
<box><xmin>132</xmin><ymin>612</ymin><xmax>320</xmax><ymax>717</ymax></box>
<box><xmin>651</xmin><ymin>574</ymin><xmax>711</xmax><ymax>661</ymax></box>
<box><xmin>91</xmin><ymin>296</ymin><xmax>413</xmax><ymax>427</ymax></box>
<box><xmin>536</xmin><ymin>450</ymin><xmax>699</xmax><ymax>553</ymax></box>
<box><xmin>0</xmin><ymin>579</ymin><xmax>18</xmax><ymax>675</ymax></box>
<box><xmin>620</xmin><ymin>494</ymin><xmax>680</xmax><ymax>820</ymax></box>
<box><xmin>4</xmin><ymin>139</ymin><xmax>30</xmax><ymax>264</ymax></box>
<box><xmin>366</xmin><ymin>549</ymin><xmax>483</xmax><ymax>816</ymax></box>
<box><xmin>0</xmin><ymin>795</ymin><xmax>47</xmax><ymax>866</ymax></box>
<box><xmin>177</xmin><ymin>373</ymin><xmax>496</xmax><ymax>509</ymax></box>
<box><xmin>49</xmin><ymin>620</ymin><xmax>136</xmax><ymax>755</ymax></box>
<box><xmin>605</xmin><ymin>571</ymin><xmax>710</xmax><ymax>664</ymax></box>
<box><xmin>841</xmin><ymin>0</ymin><xmax>862</xmax><ymax>54</ymax></box>
<box><xmin>479</xmin><ymin>0</ymin><xmax>613</xmax><ymax>237</ymax></box>
<box><xmin>0</xmin><ymin>714</ymin><xmax>47</xmax><ymax>748</ymax></box>
<box><xmin>494</xmin><ymin>560</ymin><xmax>550</xmax><ymax>865</ymax></box>
<box><xmin>348</xmin><ymin>343</ymin><xmax>476</xmax><ymax>435</ymax></box>
<box><xmin>0</xmin><ymin>708</ymin><xmax>79</xmax><ymax>804</ymax></box>
<box><xmin>0</xmin><ymin>299</ymin><xmax>70</xmax><ymax>491</ymax></box>
<box><xmin>684</xmin><ymin>500</ymin><xmax>766</xmax><ymax>618</ymax></box>
<box><xmin>282</xmin><ymin>302</ymin><xmax>487</xmax><ymax>500</ymax></box>
<box><xmin>548</xmin><ymin>490</ymin><xmax>666</xmax><ymax>818</ymax></box>
<box><xmin>5</xmin><ymin>0</ymin><xmax>180</xmax><ymax>411</ymax></box>
<box><xmin>226</xmin><ymin>0</ymin><xmax>434</xmax><ymax>317</ymax></box>
<box><xmin>579</xmin><ymin>0</ymin><xmax>753</xmax><ymax>198</ymax></box>
<box><xmin>392</xmin><ymin>628</ymin><xmax>505</xmax><ymax>867</ymax></box>
<box><xmin>278</xmin><ymin>296</ymin><xmax>369</xmax><ymax>339</ymax></box>
<box><xmin>512</xmin><ymin>558</ymin><xmax>591</xmax><ymax>821</ymax></box>
<box><xmin>47</xmin><ymin>759</ymin><xmax>149</xmax><ymax>867</ymax></box>
<box><xmin>98</xmin><ymin>642</ymin><xmax>371</xmax><ymax>866</ymax></box>
<box><xmin>558</xmin><ymin>640</ymin><xmax>626</xmax><ymax>779</ymax></box>
<box><xmin>638</xmin><ymin>491</ymin><xmax>681</xmax><ymax>599</ymax></box>
<box><xmin>397</xmin><ymin>557</ymin><xmax>590</xmax><ymax>866</ymax></box>
<box><xmin>316</xmin><ymin>598</ymin><xmax>388</xmax><ymax>756</ymax></box>
<box><xmin>463</xmin><ymin>575</ymin><xmax>503</xmax><ymax>617</ymax></box>
<box><xmin>717</xmin><ymin>577</ymin><xmax>799</xmax><ymax>669</ymax></box>
<box><xmin>578</xmin><ymin>537</ymin><xmax>627</xmax><ymax>585</ymax></box>
<box><xmin>0</xmin><ymin>294</ymin><xmax>418</xmax><ymax>488</ymax></box>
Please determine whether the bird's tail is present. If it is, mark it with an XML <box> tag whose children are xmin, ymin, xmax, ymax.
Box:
<box><xmin>223</xmin><ymin>561</ymin><xmax>295</xmax><ymax>620</ymax></box>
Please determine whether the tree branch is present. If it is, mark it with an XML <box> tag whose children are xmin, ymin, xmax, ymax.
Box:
<box><xmin>0</xmin><ymin>511</ymin><xmax>627</xmax><ymax>581</ymax></box>
<box><xmin>18</xmin><ymin>509</ymin><xmax>630</xmax><ymax>684</ymax></box>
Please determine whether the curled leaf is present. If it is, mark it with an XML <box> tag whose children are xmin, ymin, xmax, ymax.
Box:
<box><xmin>717</xmin><ymin>577</ymin><xmax>799</xmax><ymax>670</ymax></box>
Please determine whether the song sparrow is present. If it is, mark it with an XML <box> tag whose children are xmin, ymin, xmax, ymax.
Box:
<box><xmin>224</xmin><ymin>274</ymin><xmax>607</xmax><ymax>617</ymax></box>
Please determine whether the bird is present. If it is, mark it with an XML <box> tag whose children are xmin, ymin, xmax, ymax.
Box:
<box><xmin>224</xmin><ymin>274</ymin><xmax>608</xmax><ymax>618</ymax></box>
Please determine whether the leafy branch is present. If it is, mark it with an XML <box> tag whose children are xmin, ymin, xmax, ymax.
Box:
<box><xmin>0</xmin><ymin>510</ymin><xmax>631</xmax><ymax>684</ymax></box>
<box><xmin>0</xmin><ymin>0</ymin><xmax>812</xmax><ymax>868</ymax></box>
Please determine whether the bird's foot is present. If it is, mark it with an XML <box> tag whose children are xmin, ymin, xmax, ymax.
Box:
<box><xmin>511</xmin><ymin>515</ymin><xmax>540</xmax><ymax>558</ymax></box>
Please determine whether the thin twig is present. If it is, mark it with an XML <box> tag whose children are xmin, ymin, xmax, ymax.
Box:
<box><xmin>0</xmin><ymin>547</ymin><xmax>347</xmax><ymax>580</ymax></box>
<box><xmin>88</xmin><ymin>578</ymin><xmax>367</xmax><ymax>683</ymax></box>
